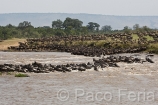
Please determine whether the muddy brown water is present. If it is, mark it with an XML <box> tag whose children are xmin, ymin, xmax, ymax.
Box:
<box><xmin>0</xmin><ymin>52</ymin><xmax>158</xmax><ymax>105</ymax></box>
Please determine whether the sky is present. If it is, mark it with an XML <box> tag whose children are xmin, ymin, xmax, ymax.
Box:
<box><xmin>0</xmin><ymin>0</ymin><xmax>158</xmax><ymax>16</ymax></box>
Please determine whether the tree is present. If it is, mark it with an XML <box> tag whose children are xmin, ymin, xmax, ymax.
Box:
<box><xmin>52</xmin><ymin>19</ymin><xmax>63</xmax><ymax>29</ymax></box>
<box><xmin>1</xmin><ymin>27</ymin><xmax>8</xmax><ymax>40</ymax></box>
<box><xmin>123</xmin><ymin>26</ymin><xmax>132</xmax><ymax>34</ymax></box>
<box><xmin>87</xmin><ymin>22</ymin><xmax>95</xmax><ymax>31</ymax></box>
<box><xmin>94</xmin><ymin>23</ymin><xmax>100</xmax><ymax>32</ymax></box>
<box><xmin>87</xmin><ymin>22</ymin><xmax>100</xmax><ymax>32</ymax></box>
<box><xmin>101</xmin><ymin>25</ymin><xmax>112</xmax><ymax>33</ymax></box>
<box><xmin>54</xmin><ymin>30</ymin><xmax>65</xmax><ymax>36</ymax></box>
<box><xmin>64</xmin><ymin>26</ymin><xmax>75</xmax><ymax>35</ymax></box>
<box><xmin>80</xmin><ymin>26</ymin><xmax>88</xmax><ymax>34</ymax></box>
<box><xmin>133</xmin><ymin>24</ymin><xmax>140</xmax><ymax>31</ymax></box>
<box><xmin>63</xmin><ymin>17</ymin><xmax>83</xmax><ymax>30</ymax></box>
<box><xmin>6</xmin><ymin>24</ymin><xmax>15</xmax><ymax>28</ymax></box>
<box><xmin>73</xmin><ymin>19</ymin><xmax>83</xmax><ymax>30</ymax></box>
<box><xmin>142</xmin><ymin>26</ymin><xmax>151</xmax><ymax>32</ymax></box>
<box><xmin>62</xmin><ymin>17</ymin><xmax>83</xmax><ymax>35</ymax></box>
<box><xmin>18</xmin><ymin>21</ymin><xmax>33</xmax><ymax>29</ymax></box>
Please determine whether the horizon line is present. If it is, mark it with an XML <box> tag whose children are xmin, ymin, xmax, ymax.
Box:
<box><xmin>0</xmin><ymin>12</ymin><xmax>158</xmax><ymax>17</ymax></box>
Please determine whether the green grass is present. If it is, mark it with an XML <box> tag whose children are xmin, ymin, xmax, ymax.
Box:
<box><xmin>132</xmin><ymin>34</ymin><xmax>139</xmax><ymax>40</ymax></box>
<box><xmin>96</xmin><ymin>40</ymin><xmax>107</xmax><ymax>47</ymax></box>
<box><xmin>147</xmin><ymin>43</ymin><xmax>158</xmax><ymax>54</ymax></box>
<box><xmin>15</xmin><ymin>73</ymin><xmax>30</xmax><ymax>77</ymax></box>
<box><xmin>144</xmin><ymin>35</ymin><xmax>154</xmax><ymax>41</ymax></box>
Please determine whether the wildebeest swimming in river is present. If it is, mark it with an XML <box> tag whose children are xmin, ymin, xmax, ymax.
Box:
<box><xmin>0</xmin><ymin>55</ymin><xmax>154</xmax><ymax>73</ymax></box>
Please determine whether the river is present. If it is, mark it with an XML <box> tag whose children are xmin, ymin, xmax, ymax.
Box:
<box><xmin>0</xmin><ymin>52</ymin><xmax>158</xmax><ymax>105</ymax></box>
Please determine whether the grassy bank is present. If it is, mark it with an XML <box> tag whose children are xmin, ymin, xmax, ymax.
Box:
<box><xmin>2</xmin><ymin>35</ymin><xmax>158</xmax><ymax>54</ymax></box>
<box><xmin>15</xmin><ymin>73</ymin><xmax>30</xmax><ymax>77</ymax></box>
<box><xmin>147</xmin><ymin>43</ymin><xmax>158</xmax><ymax>54</ymax></box>
<box><xmin>0</xmin><ymin>38</ymin><xmax>26</xmax><ymax>50</ymax></box>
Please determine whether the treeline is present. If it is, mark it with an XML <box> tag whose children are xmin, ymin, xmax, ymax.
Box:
<box><xmin>0</xmin><ymin>17</ymin><xmax>156</xmax><ymax>40</ymax></box>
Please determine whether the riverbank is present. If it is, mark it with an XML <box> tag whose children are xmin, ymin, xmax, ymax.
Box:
<box><xmin>0</xmin><ymin>38</ymin><xmax>26</xmax><ymax>51</ymax></box>
<box><xmin>4</xmin><ymin>33</ymin><xmax>158</xmax><ymax>55</ymax></box>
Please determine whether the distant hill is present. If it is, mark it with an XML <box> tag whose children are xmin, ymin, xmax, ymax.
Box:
<box><xmin>0</xmin><ymin>13</ymin><xmax>158</xmax><ymax>29</ymax></box>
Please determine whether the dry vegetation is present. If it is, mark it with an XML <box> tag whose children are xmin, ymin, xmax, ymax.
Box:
<box><xmin>0</xmin><ymin>38</ymin><xmax>26</xmax><ymax>50</ymax></box>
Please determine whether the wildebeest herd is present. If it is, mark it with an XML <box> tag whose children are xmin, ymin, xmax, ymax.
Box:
<box><xmin>1</xmin><ymin>32</ymin><xmax>157</xmax><ymax>73</ymax></box>
<box><xmin>0</xmin><ymin>54</ymin><xmax>154</xmax><ymax>73</ymax></box>
<box><xmin>8</xmin><ymin>32</ymin><xmax>158</xmax><ymax>56</ymax></box>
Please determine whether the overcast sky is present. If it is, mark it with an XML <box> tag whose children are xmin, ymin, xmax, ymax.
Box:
<box><xmin>0</xmin><ymin>0</ymin><xmax>158</xmax><ymax>16</ymax></box>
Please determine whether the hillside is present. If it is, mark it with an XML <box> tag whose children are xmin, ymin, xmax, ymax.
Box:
<box><xmin>0</xmin><ymin>13</ymin><xmax>158</xmax><ymax>29</ymax></box>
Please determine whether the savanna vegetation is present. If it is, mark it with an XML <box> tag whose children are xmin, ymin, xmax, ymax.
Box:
<box><xmin>0</xmin><ymin>17</ymin><xmax>156</xmax><ymax>40</ymax></box>
<box><xmin>0</xmin><ymin>17</ymin><xmax>158</xmax><ymax>54</ymax></box>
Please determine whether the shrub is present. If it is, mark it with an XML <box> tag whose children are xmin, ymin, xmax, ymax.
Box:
<box><xmin>15</xmin><ymin>73</ymin><xmax>30</xmax><ymax>77</ymax></box>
